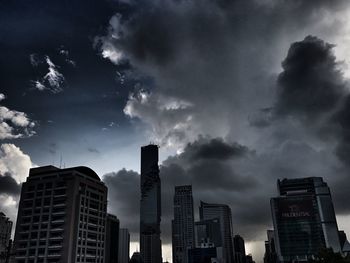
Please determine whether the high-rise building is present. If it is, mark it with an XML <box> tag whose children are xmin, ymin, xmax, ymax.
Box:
<box><xmin>270</xmin><ymin>177</ymin><xmax>341</xmax><ymax>262</ymax></box>
<box><xmin>199</xmin><ymin>202</ymin><xmax>234</xmax><ymax>263</ymax></box>
<box><xmin>0</xmin><ymin>212</ymin><xmax>12</xmax><ymax>263</ymax></box>
<box><xmin>172</xmin><ymin>185</ymin><xmax>195</xmax><ymax>263</ymax></box>
<box><xmin>105</xmin><ymin>214</ymin><xmax>119</xmax><ymax>263</ymax></box>
<box><xmin>118</xmin><ymin>228</ymin><xmax>130</xmax><ymax>263</ymax></box>
<box><xmin>195</xmin><ymin>218</ymin><xmax>222</xmax><ymax>248</ymax></box>
<box><xmin>140</xmin><ymin>145</ymin><xmax>162</xmax><ymax>263</ymax></box>
<box><xmin>13</xmin><ymin>165</ymin><xmax>107</xmax><ymax>263</ymax></box>
<box><xmin>263</xmin><ymin>230</ymin><xmax>277</xmax><ymax>263</ymax></box>
<box><xmin>233</xmin><ymin>235</ymin><xmax>246</xmax><ymax>263</ymax></box>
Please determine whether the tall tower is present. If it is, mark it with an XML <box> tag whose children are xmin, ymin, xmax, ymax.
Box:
<box><xmin>172</xmin><ymin>185</ymin><xmax>195</xmax><ymax>263</ymax></box>
<box><xmin>199</xmin><ymin>201</ymin><xmax>234</xmax><ymax>263</ymax></box>
<box><xmin>13</xmin><ymin>165</ymin><xmax>108</xmax><ymax>263</ymax></box>
<box><xmin>271</xmin><ymin>177</ymin><xmax>341</xmax><ymax>262</ymax></box>
<box><xmin>140</xmin><ymin>145</ymin><xmax>162</xmax><ymax>263</ymax></box>
<box><xmin>233</xmin><ymin>235</ymin><xmax>246</xmax><ymax>263</ymax></box>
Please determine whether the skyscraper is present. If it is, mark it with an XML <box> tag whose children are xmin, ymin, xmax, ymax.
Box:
<box><xmin>172</xmin><ymin>185</ymin><xmax>195</xmax><ymax>263</ymax></box>
<box><xmin>233</xmin><ymin>235</ymin><xmax>246</xmax><ymax>263</ymax></box>
<box><xmin>199</xmin><ymin>202</ymin><xmax>234</xmax><ymax>263</ymax></box>
<box><xmin>140</xmin><ymin>145</ymin><xmax>162</xmax><ymax>263</ymax></box>
<box><xmin>118</xmin><ymin>228</ymin><xmax>130</xmax><ymax>263</ymax></box>
<box><xmin>195</xmin><ymin>218</ymin><xmax>222</xmax><ymax>248</ymax></box>
<box><xmin>105</xmin><ymin>214</ymin><xmax>119</xmax><ymax>263</ymax></box>
<box><xmin>263</xmin><ymin>230</ymin><xmax>277</xmax><ymax>263</ymax></box>
<box><xmin>270</xmin><ymin>177</ymin><xmax>341</xmax><ymax>262</ymax></box>
<box><xmin>0</xmin><ymin>212</ymin><xmax>12</xmax><ymax>263</ymax></box>
<box><xmin>13</xmin><ymin>165</ymin><xmax>107</xmax><ymax>263</ymax></box>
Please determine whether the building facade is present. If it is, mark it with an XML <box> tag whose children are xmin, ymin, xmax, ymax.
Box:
<box><xmin>172</xmin><ymin>185</ymin><xmax>195</xmax><ymax>263</ymax></box>
<box><xmin>140</xmin><ymin>145</ymin><xmax>162</xmax><ymax>263</ymax></box>
<box><xmin>199</xmin><ymin>202</ymin><xmax>234</xmax><ymax>263</ymax></box>
<box><xmin>105</xmin><ymin>214</ymin><xmax>119</xmax><ymax>263</ymax></box>
<box><xmin>195</xmin><ymin>218</ymin><xmax>222</xmax><ymax>248</ymax></box>
<box><xmin>271</xmin><ymin>177</ymin><xmax>341</xmax><ymax>262</ymax></box>
<box><xmin>0</xmin><ymin>212</ymin><xmax>12</xmax><ymax>263</ymax></box>
<box><xmin>263</xmin><ymin>230</ymin><xmax>277</xmax><ymax>263</ymax></box>
<box><xmin>13</xmin><ymin>165</ymin><xmax>107</xmax><ymax>263</ymax></box>
<box><xmin>118</xmin><ymin>228</ymin><xmax>130</xmax><ymax>263</ymax></box>
<box><xmin>233</xmin><ymin>235</ymin><xmax>246</xmax><ymax>263</ymax></box>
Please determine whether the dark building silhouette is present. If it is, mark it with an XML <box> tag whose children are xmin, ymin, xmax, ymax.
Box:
<box><xmin>0</xmin><ymin>212</ymin><xmax>12</xmax><ymax>263</ymax></box>
<box><xmin>188</xmin><ymin>245</ymin><xmax>221</xmax><ymax>263</ymax></box>
<box><xmin>233</xmin><ymin>235</ymin><xmax>246</xmax><ymax>263</ymax></box>
<box><xmin>172</xmin><ymin>185</ymin><xmax>195</xmax><ymax>263</ymax></box>
<box><xmin>105</xmin><ymin>214</ymin><xmax>119</xmax><ymax>263</ymax></box>
<box><xmin>130</xmin><ymin>252</ymin><xmax>143</xmax><ymax>263</ymax></box>
<box><xmin>199</xmin><ymin>202</ymin><xmax>234</xmax><ymax>263</ymax></box>
<box><xmin>140</xmin><ymin>145</ymin><xmax>162</xmax><ymax>263</ymax></box>
<box><xmin>13</xmin><ymin>165</ymin><xmax>107</xmax><ymax>263</ymax></box>
<box><xmin>245</xmin><ymin>254</ymin><xmax>255</xmax><ymax>263</ymax></box>
<box><xmin>119</xmin><ymin>228</ymin><xmax>130</xmax><ymax>263</ymax></box>
<box><xmin>263</xmin><ymin>230</ymin><xmax>277</xmax><ymax>263</ymax></box>
<box><xmin>195</xmin><ymin>218</ymin><xmax>222</xmax><ymax>248</ymax></box>
<box><xmin>271</xmin><ymin>177</ymin><xmax>341</xmax><ymax>262</ymax></box>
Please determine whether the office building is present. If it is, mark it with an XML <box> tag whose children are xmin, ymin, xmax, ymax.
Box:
<box><xmin>195</xmin><ymin>218</ymin><xmax>222</xmax><ymax>248</ymax></box>
<box><xmin>233</xmin><ymin>235</ymin><xmax>246</xmax><ymax>263</ymax></box>
<box><xmin>13</xmin><ymin>165</ymin><xmax>107</xmax><ymax>263</ymax></box>
<box><xmin>172</xmin><ymin>185</ymin><xmax>195</xmax><ymax>263</ymax></box>
<box><xmin>105</xmin><ymin>214</ymin><xmax>119</xmax><ymax>263</ymax></box>
<box><xmin>199</xmin><ymin>202</ymin><xmax>234</xmax><ymax>263</ymax></box>
<box><xmin>270</xmin><ymin>177</ymin><xmax>341</xmax><ymax>262</ymax></box>
<box><xmin>118</xmin><ymin>228</ymin><xmax>130</xmax><ymax>263</ymax></box>
<box><xmin>263</xmin><ymin>230</ymin><xmax>277</xmax><ymax>263</ymax></box>
<box><xmin>140</xmin><ymin>145</ymin><xmax>162</xmax><ymax>263</ymax></box>
<box><xmin>0</xmin><ymin>212</ymin><xmax>12</xmax><ymax>263</ymax></box>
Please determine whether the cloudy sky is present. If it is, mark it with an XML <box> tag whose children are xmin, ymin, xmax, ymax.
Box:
<box><xmin>3</xmin><ymin>0</ymin><xmax>350</xmax><ymax>261</ymax></box>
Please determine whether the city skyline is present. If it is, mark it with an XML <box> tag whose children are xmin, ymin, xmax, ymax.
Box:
<box><xmin>1</xmin><ymin>151</ymin><xmax>350</xmax><ymax>262</ymax></box>
<box><xmin>3</xmin><ymin>0</ymin><xmax>350</xmax><ymax>262</ymax></box>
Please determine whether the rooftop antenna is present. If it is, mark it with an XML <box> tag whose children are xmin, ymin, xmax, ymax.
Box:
<box><xmin>59</xmin><ymin>154</ymin><xmax>63</xmax><ymax>168</ymax></box>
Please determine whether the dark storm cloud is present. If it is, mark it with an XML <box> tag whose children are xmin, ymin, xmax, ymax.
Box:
<box><xmin>187</xmin><ymin>138</ymin><xmax>249</xmax><ymax>161</ymax></box>
<box><xmin>276</xmin><ymin>36</ymin><xmax>346</xmax><ymax>119</ymax></box>
<box><xmin>0</xmin><ymin>173</ymin><xmax>21</xmax><ymax>195</ymax></box>
<box><xmin>103</xmin><ymin>169</ymin><xmax>140</xmax><ymax>235</ymax></box>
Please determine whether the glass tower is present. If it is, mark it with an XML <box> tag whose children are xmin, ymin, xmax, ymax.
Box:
<box><xmin>140</xmin><ymin>145</ymin><xmax>162</xmax><ymax>263</ymax></box>
<box><xmin>271</xmin><ymin>177</ymin><xmax>341</xmax><ymax>262</ymax></box>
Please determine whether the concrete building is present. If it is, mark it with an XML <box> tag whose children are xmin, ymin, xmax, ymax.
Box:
<box><xmin>0</xmin><ymin>212</ymin><xmax>12</xmax><ymax>263</ymax></box>
<box><xmin>13</xmin><ymin>165</ymin><xmax>107</xmax><ymax>263</ymax></box>
<box><xmin>118</xmin><ymin>228</ymin><xmax>130</xmax><ymax>263</ymax></box>
<box><xmin>199</xmin><ymin>202</ymin><xmax>234</xmax><ymax>263</ymax></box>
<box><xmin>233</xmin><ymin>235</ymin><xmax>246</xmax><ymax>263</ymax></box>
<box><xmin>172</xmin><ymin>185</ymin><xmax>195</xmax><ymax>263</ymax></box>
<box><xmin>105</xmin><ymin>214</ymin><xmax>119</xmax><ymax>263</ymax></box>
<box><xmin>271</xmin><ymin>177</ymin><xmax>341</xmax><ymax>262</ymax></box>
<box><xmin>140</xmin><ymin>145</ymin><xmax>162</xmax><ymax>263</ymax></box>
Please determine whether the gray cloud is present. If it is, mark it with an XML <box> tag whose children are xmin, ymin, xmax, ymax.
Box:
<box><xmin>0</xmin><ymin>173</ymin><xmax>21</xmax><ymax>195</ymax></box>
<box><xmin>276</xmin><ymin>35</ymin><xmax>346</xmax><ymax>119</ymax></box>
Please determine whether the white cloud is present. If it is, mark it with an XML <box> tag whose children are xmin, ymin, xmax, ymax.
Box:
<box><xmin>43</xmin><ymin>56</ymin><xmax>65</xmax><ymax>93</ymax></box>
<box><xmin>0</xmin><ymin>93</ymin><xmax>6</xmax><ymax>101</ymax></box>
<box><xmin>124</xmin><ymin>90</ymin><xmax>196</xmax><ymax>148</ymax></box>
<box><xmin>29</xmin><ymin>54</ymin><xmax>67</xmax><ymax>93</ymax></box>
<box><xmin>0</xmin><ymin>95</ymin><xmax>35</xmax><ymax>139</ymax></box>
<box><xmin>0</xmin><ymin>143</ymin><xmax>34</xmax><ymax>184</ymax></box>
